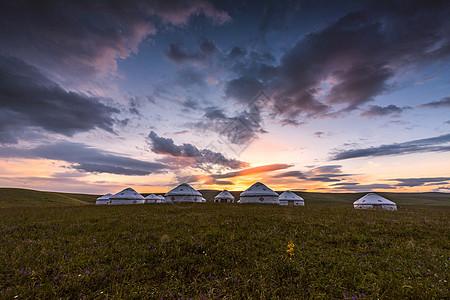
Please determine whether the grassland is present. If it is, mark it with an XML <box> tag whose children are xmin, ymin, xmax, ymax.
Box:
<box><xmin>0</xmin><ymin>202</ymin><xmax>448</xmax><ymax>299</ymax></box>
<box><xmin>0</xmin><ymin>188</ymin><xmax>97</xmax><ymax>207</ymax></box>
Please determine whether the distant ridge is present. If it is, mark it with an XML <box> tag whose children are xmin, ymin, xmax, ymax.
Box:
<box><xmin>0</xmin><ymin>188</ymin><xmax>97</xmax><ymax>208</ymax></box>
<box><xmin>0</xmin><ymin>188</ymin><xmax>448</xmax><ymax>208</ymax></box>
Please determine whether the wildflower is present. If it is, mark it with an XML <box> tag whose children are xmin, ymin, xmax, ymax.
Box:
<box><xmin>287</xmin><ymin>240</ymin><xmax>295</xmax><ymax>260</ymax></box>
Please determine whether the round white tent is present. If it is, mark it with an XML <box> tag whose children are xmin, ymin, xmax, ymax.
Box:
<box><xmin>278</xmin><ymin>191</ymin><xmax>304</xmax><ymax>206</ymax></box>
<box><xmin>214</xmin><ymin>190</ymin><xmax>235</xmax><ymax>203</ymax></box>
<box><xmin>239</xmin><ymin>182</ymin><xmax>279</xmax><ymax>204</ymax></box>
<box><xmin>164</xmin><ymin>183</ymin><xmax>203</xmax><ymax>203</ymax></box>
<box><xmin>157</xmin><ymin>195</ymin><xmax>166</xmax><ymax>202</ymax></box>
<box><xmin>353</xmin><ymin>193</ymin><xmax>397</xmax><ymax>211</ymax></box>
<box><xmin>95</xmin><ymin>193</ymin><xmax>112</xmax><ymax>205</ymax></box>
<box><xmin>109</xmin><ymin>188</ymin><xmax>145</xmax><ymax>205</ymax></box>
<box><xmin>144</xmin><ymin>193</ymin><xmax>162</xmax><ymax>204</ymax></box>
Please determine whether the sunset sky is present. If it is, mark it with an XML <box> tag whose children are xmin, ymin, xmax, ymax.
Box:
<box><xmin>0</xmin><ymin>0</ymin><xmax>449</xmax><ymax>194</ymax></box>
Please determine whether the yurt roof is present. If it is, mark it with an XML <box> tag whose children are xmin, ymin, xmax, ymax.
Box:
<box><xmin>353</xmin><ymin>193</ymin><xmax>396</xmax><ymax>205</ymax></box>
<box><xmin>240</xmin><ymin>182</ymin><xmax>278</xmax><ymax>197</ymax></box>
<box><xmin>110</xmin><ymin>188</ymin><xmax>144</xmax><ymax>200</ymax></box>
<box><xmin>165</xmin><ymin>183</ymin><xmax>202</xmax><ymax>196</ymax></box>
<box><xmin>157</xmin><ymin>195</ymin><xmax>165</xmax><ymax>199</ymax></box>
<box><xmin>215</xmin><ymin>190</ymin><xmax>235</xmax><ymax>199</ymax></box>
<box><xmin>96</xmin><ymin>193</ymin><xmax>112</xmax><ymax>200</ymax></box>
<box><xmin>145</xmin><ymin>193</ymin><xmax>160</xmax><ymax>200</ymax></box>
<box><xmin>279</xmin><ymin>190</ymin><xmax>304</xmax><ymax>201</ymax></box>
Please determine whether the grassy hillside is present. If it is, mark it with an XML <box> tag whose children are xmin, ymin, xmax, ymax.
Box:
<box><xmin>0</xmin><ymin>188</ymin><xmax>97</xmax><ymax>207</ymax></box>
<box><xmin>0</xmin><ymin>204</ymin><xmax>448</xmax><ymax>298</ymax></box>
<box><xmin>1</xmin><ymin>188</ymin><xmax>449</xmax><ymax>208</ymax></box>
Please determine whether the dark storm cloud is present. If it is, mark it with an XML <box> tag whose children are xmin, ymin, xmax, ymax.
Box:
<box><xmin>147</xmin><ymin>131</ymin><xmax>247</xmax><ymax>169</ymax></box>
<box><xmin>0</xmin><ymin>1</ymin><xmax>229</xmax><ymax>80</ymax></box>
<box><xmin>165</xmin><ymin>40</ymin><xmax>218</xmax><ymax>65</ymax></box>
<box><xmin>389</xmin><ymin>177</ymin><xmax>450</xmax><ymax>187</ymax></box>
<box><xmin>0</xmin><ymin>56</ymin><xmax>119</xmax><ymax>144</ymax></box>
<box><xmin>331</xmin><ymin>133</ymin><xmax>450</xmax><ymax>160</ymax></box>
<box><xmin>418</xmin><ymin>97</ymin><xmax>450</xmax><ymax>109</ymax></box>
<box><xmin>0</xmin><ymin>142</ymin><xmax>168</xmax><ymax>176</ymax></box>
<box><xmin>360</xmin><ymin>105</ymin><xmax>411</xmax><ymax>118</ymax></box>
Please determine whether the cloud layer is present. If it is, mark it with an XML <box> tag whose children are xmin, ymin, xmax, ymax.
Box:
<box><xmin>0</xmin><ymin>0</ymin><xmax>229</xmax><ymax>80</ymax></box>
<box><xmin>216</xmin><ymin>2</ymin><xmax>450</xmax><ymax>121</ymax></box>
<box><xmin>331</xmin><ymin>133</ymin><xmax>450</xmax><ymax>160</ymax></box>
<box><xmin>147</xmin><ymin>130</ymin><xmax>248</xmax><ymax>170</ymax></box>
<box><xmin>0</xmin><ymin>142</ymin><xmax>168</xmax><ymax>176</ymax></box>
<box><xmin>0</xmin><ymin>56</ymin><xmax>119</xmax><ymax>144</ymax></box>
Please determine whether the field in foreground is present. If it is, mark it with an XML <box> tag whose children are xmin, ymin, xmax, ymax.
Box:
<box><xmin>0</xmin><ymin>204</ymin><xmax>448</xmax><ymax>299</ymax></box>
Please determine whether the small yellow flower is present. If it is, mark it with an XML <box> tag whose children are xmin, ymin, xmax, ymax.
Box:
<box><xmin>286</xmin><ymin>240</ymin><xmax>295</xmax><ymax>260</ymax></box>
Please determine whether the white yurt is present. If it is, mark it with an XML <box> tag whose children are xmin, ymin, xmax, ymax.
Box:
<box><xmin>239</xmin><ymin>182</ymin><xmax>279</xmax><ymax>204</ymax></box>
<box><xmin>109</xmin><ymin>188</ymin><xmax>145</xmax><ymax>205</ymax></box>
<box><xmin>144</xmin><ymin>193</ymin><xmax>162</xmax><ymax>204</ymax></box>
<box><xmin>278</xmin><ymin>190</ymin><xmax>304</xmax><ymax>206</ymax></box>
<box><xmin>353</xmin><ymin>193</ymin><xmax>397</xmax><ymax>211</ymax></box>
<box><xmin>95</xmin><ymin>193</ymin><xmax>112</xmax><ymax>205</ymax></box>
<box><xmin>157</xmin><ymin>195</ymin><xmax>166</xmax><ymax>202</ymax></box>
<box><xmin>214</xmin><ymin>190</ymin><xmax>235</xmax><ymax>203</ymax></box>
<box><xmin>164</xmin><ymin>183</ymin><xmax>203</xmax><ymax>203</ymax></box>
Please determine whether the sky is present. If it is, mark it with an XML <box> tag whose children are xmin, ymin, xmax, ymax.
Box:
<box><xmin>0</xmin><ymin>0</ymin><xmax>449</xmax><ymax>194</ymax></box>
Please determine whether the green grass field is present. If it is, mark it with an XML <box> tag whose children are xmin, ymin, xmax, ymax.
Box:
<box><xmin>0</xmin><ymin>199</ymin><xmax>448</xmax><ymax>299</ymax></box>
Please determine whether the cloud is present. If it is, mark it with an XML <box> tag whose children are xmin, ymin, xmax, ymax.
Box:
<box><xmin>0</xmin><ymin>142</ymin><xmax>168</xmax><ymax>176</ymax></box>
<box><xmin>152</xmin><ymin>0</ymin><xmax>230</xmax><ymax>26</ymax></box>
<box><xmin>190</xmin><ymin>106</ymin><xmax>266</xmax><ymax>145</ymax></box>
<box><xmin>389</xmin><ymin>177</ymin><xmax>450</xmax><ymax>187</ymax></box>
<box><xmin>222</xmin><ymin>2</ymin><xmax>450</xmax><ymax>122</ymax></box>
<box><xmin>360</xmin><ymin>105</ymin><xmax>411</xmax><ymax>118</ymax></box>
<box><xmin>331</xmin><ymin>133</ymin><xmax>450</xmax><ymax>160</ymax></box>
<box><xmin>418</xmin><ymin>97</ymin><xmax>450</xmax><ymax>109</ymax></box>
<box><xmin>165</xmin><ymin>40</ymin><xmax>218</xmax><ymax>65</ymax></box>
<box><xmin>329</xmin><ymin>183</ymin><xmax>396</xmax><ymax>192</ymax></box>
<box><xmin>273</xmin><ymin>171</ymin><xmax>307</xmax><ymax>179</ymax></box>
<box><xmin>147</xmin><ymin>131</ymin><xmax>248</xmax><ymax>169</ymax></box>
<box><xmin>0</xmin><ymin>56</ymin><xmax>119</xmax><ymax>144</ymax></box>
<box><xmin>213</xmin><ymin>163</ymin><xmax>293</xmax><ymax>180</ymax></box>
<box><xmin>273</xmin><ymin>165</ymin><xmax>352</xmax><ymax>183</ymax></box>
<box><xmin>175</xmin><ymin>68</ymin><xmax>206</xmax><ymax>88</ymax></box>
<box><xmin>0</xmin><ymin>1</ymin><xmax>229</xmax><ymax>81</ymax></box>
<box><xmin>225</xmin><ymin>77</ymin><xmax>264</xmax><ymax>103</ymax></box>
